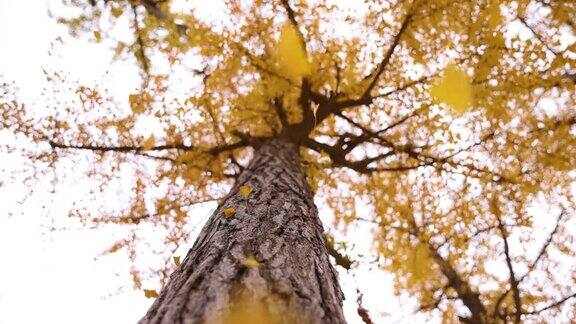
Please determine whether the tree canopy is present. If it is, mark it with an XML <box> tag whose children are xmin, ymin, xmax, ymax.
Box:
<box><xmin>2</xmin><ymin>0</ymin><xmax>576</xmax><ymax>322</ymax></box>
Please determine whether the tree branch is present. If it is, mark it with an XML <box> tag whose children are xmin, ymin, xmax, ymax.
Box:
<box><xmin>131</xmin><ymin>4</ymin><xmax>151</xmax><ymax>73</ymax></box>
<box><xmin>280</xmin><ymin>0</ymin><xmax>308</xmax><ymax>56</ymax></box>
<box><xmin>518</xmin><ymin>210</ymin><xmax>565</xmax><ymax>284</ymax></box>
<box><xmin>333</xmin><ymin>112</ymin><xmax>511</xmax><ymax>182</ymax></box>
<box><xmin>238</xmin><ymin>44</ymin><xmax>299</xmax><ymax>87</ymax></box>
<box><xmin>495</xmin><ymin>210</ymin><xmax>566</xmax><ymax>316</ymax></box>
<box><xmin>437</xmin><ymin>225</ymin><xmax>498</xmax><ymax>249</ymax></box>
<box><xmin>324</xmin><ymin>234</ymin><xmax>353</xmax><ymax>270</ymax></box>
<box><xmin>426</xmin><ymin>245</ymin><xmax>488</xmax><ymax>323</ymax></box>
<box><xmin>271</xmin><ymin>97</ymin><xmax>289</xmax><ymax>131</ymax></box>
<box><xmin>494</xmin><ymin>206</ymin><xmax>522</xmax><ymax>324</ymax></box>
<box><xmin>356</xmin><ymin>213</ymin><xmax>487</xmax><ymax>322</ymax></box>
<box><xmin>356</xmin><ymin>288</ymin><xmax>374</xmax><ymax>324</ymax></box>
<box><xmin>517</xmin><ymin>16</ymin><xmax>558</xmax><ymax>56</ymax></box>
<box><xmin>534</xmin><ymin>0</ymin><xmax>576</xmax><ymax>32</ymax></box>
<box><xmin>139</xmin><ymin>0</ymin><xmax>188</xmax><ymax>35</ymax></box>
<box><xmin>302</xmin><ymin>137</ymin><xmax>404</xmax><ymax>174</ymax></box>
<box><xmin>48</xmin><ymin>138</ymin><xmax>252</xmax><ymax>157</ymax></box>
<box><xmin>417</xmin><ymin>290</ymin><xmax>446</xmax><ymax>312</ymax></box>
<box><xmin>361</xmin><ymin>11</ymin><xmax>412</xmax><ymax>99</ymax></box>
<box><xmin>521</xmin><ymin>292</ymin><xmax>576</xmax><ymax>316</ymax></box>
<box><xmin>406</xmin><ymin>220</ymin><xmax>488</xmax><ymax>323</ymax></box>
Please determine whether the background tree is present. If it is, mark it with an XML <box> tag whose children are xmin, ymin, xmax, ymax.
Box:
<box><xmin>1</xmin><ymin>0</ymin><xmax>576</xmax><ymax>322</ymax></box>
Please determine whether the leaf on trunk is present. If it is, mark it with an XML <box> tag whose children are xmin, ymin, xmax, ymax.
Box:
<box><xmin>223</xmin><ymin>207</ymin><xmax>236</xmax><ymax>218</ymax></box>
<box><xmin>241</xmin><ymin>255</ymin><xmax>259</xmax><ymax>268</ymax></box>
<box><xmin>173</xmin><ymin>256</ymin><xmax>181</xmax><ymax>267</ymax></box>
<box><xmin>239</xmin><ymin>185</ymin><xmax>252</xmax><ymax>198</ymax></box>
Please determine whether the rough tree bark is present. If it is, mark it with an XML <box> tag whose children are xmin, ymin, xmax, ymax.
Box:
<box><xmin>139</xmin><ymin>138</ymin><xmax>346</xmax><ymax>324</ymax></box>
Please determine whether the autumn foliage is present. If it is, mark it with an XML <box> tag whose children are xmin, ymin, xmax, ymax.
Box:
<box><xmin>1</xmin><ymin>0</ymin><xmax>576</xmax><ymax>322</ymax></box>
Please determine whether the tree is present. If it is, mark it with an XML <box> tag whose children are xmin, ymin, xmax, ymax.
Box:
<box><xmin>1</xmin><ymin>0</ymin><xmax>576</xmax><ymax>322</ymax></box>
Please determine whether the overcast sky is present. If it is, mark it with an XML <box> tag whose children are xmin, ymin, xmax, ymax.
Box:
<box><xmin>0</xmin><ymin>1</ymin><xmax>429</xmax><ymax>323</ymax></box>
<box><xmin>2</xmin><ymin>1</ymin><xmax>573</xmax><ymax>323</ymax></box>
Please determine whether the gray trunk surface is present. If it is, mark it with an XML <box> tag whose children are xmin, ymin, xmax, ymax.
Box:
<box><xmin>139</xmin><ymin>139</ymin><xmax>346</xmax><ymax>324</ymax></box>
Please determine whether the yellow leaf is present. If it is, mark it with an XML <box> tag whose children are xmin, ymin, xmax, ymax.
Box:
<box><xmin>223</xmin><ymin>207</ymin><xmax>236</xmax><ymax>218</ymax></box>
<box><xmin>142</xmin><ymin>135</ymin><xmax>155</xmax><ymax>150</ymax></box>
<box><xmin>223</xmin><ymin>291</ymin><xmax>288</xmax><ymax>324</ymax></box>
<box><xmin>144</xmin><ymin>289</ymin><xmax>159</xmax><ymax>298</ymax></box>
<box><xmin>93</xmin><ymin>31</ymin><xmax>102</xmax><ymax>42</ymax></box>
<box><xmin>129</xmin><ymin>93</ymin><xmax>151</xmax><ymax>114</ymax></box>
<box><xmin>173</xmin><ymin>256</ymin><xmax>181</xmax><ymax>267</ymax></box>
<box><xmin>183</xmin><ymin>167</ymin><xmax>201</xmax><ymax>182</ymax></box>
<box><xmin>407</xmin><ymin>243</ymin><xmax>431</xmax><ymax>285</ymax></box>
<box><xmin>430</xmin><ymin>64</ymin><xmax>473</xmax><ymax>114</ymax></box>
<box><xmin>111</xmin><ymin>6</ymin><xmax>123</xmax><ymax>18</ymax></box>
<box><xmin>239</xmin><ymin>185</ymin><xmax>252</xmax><ymax>198</ymax></box>
<box><xmin>275</xmin><ymin>22</ymin><xmax>311</xmax><ymax>79</ymax></box>
<box><xmin>242</xmin><ymin>255</ymin><xmax>259</xmax><ymax>268</ymax></box>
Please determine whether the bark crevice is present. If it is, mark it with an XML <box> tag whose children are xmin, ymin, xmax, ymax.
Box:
<box><xmin>139</xmin><ymin>138</ymin><xmax>346</xmax><ymax>324</ymax></box>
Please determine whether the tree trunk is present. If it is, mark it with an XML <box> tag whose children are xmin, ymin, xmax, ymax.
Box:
<box><xmin>139</xmin><ymin>138</ymin><xmax>346</xmax><ymax>324</ymax></box>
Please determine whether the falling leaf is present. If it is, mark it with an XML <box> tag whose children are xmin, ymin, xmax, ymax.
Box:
<box><xmin>275</xmin><ymin>22</ymin><xmax>311</xmax><ymax>79</ymax></box>
<box><xmin>239</xmin><ymin>185</ymin><xmax>252</xmax><ymax>198</ymax></box>
<box><xmin>430</xmin><ymin>64</ymin><xmax>473</xmax><ymax>114</ymax></box>
<box><xmin>93</xmin><ymin>31</ymin><xmax>102</xmax><ymax>42</ymax></box>
<box><xmin>142</xmin><ymin>135</ymin><xmax>155</xmax><ymax>150</ymax></box>
<box><xmin>144</xmin><ymin>289</ymin><xmax>159</xmax><ymax>298</ymax></box>
<box><xmin>223</xmin><ymin>291</ymin><xmax>288</xmax><ymax>324</ymax></box>
<box><xmin>242</xmin><ymin>255</ymin><xmax>259</xmax><ymax>268</ymax></box>
<box><xmin>223</xmin><ymin>207</ymin><xmax>236</xmax><ymax>218</ymax></box>
<box><xmin>173</xmin><ymin>256</ymin><xmax>181</xmax><ymax>267</ymax></box>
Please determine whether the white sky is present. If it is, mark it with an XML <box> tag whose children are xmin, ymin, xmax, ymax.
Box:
<box><xmin>0</xmin><ymin>2</ymin><xmax>145</xmax><ymax>322</ymax></box>
<box><xmin>0</xmin><ymin>1</ymin><xmax>428</xmax><ymax>323</ymax></box>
